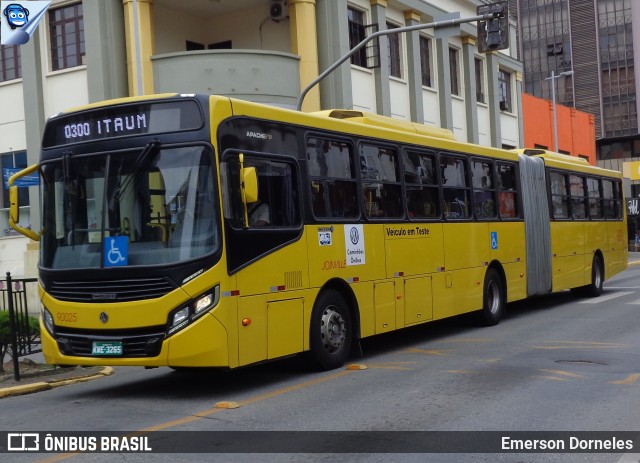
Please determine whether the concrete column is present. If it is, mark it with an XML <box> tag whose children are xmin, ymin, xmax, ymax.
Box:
<box><xmin>516</xmin><ymin>70</ymin><xmax>524</xmax><ymax>148</ymax></box>
<box><xmin>486</xmin><ymin>51</ymin><xmax>502</xmax><ymax>147</ymax></box>
<box><xmin>289</xmin><ymin>0</ymin><xmax>321</xmax><ymax>112</ymax></box>
<box><xmin>404</xmin><ymin>10</ymin><xmax>424</xmax><ymax>123</ymax></box>
<box><xmin>20</xmin><ymin>29</ymin><xmax>45</xmax><ymax>232</ymax></box>
<box><xmin>461</xmin><ymin>36</ymin><xmax>478</xmax><ymax>144</ymax></box>
<box><xmin>316</xmin><ymin>0</ymin><xmax>353</xmax><ymax>109</ymax></box>
<box><xmin>123</xmin><ymin>0</ymin><xmax>155</xmax><ymax>96</ymax></box>
<box><xmin>435</xmin><ymin>37</ymin><xmax>453</xmax><ymax>130</ymax></box>
<box><xmin>370</xmin><ymin>0</ymin><xmax>390</xmax><ymax>116</ymax></box>
<box><xmin>85</xmin><ymin>0</ymin><xmax>128</xmax><ymax>102</ymax></box>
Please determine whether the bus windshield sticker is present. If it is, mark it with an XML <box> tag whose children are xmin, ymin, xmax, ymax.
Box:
<box><xmin>104</xmin><ymin>236</ymin><xmax>129</xmax><ymax>267</ymax></box>
<box><xmin>318</xmin><ymin>230</ymin><xmax>332</xmax><ymax>246</ymax></box>
<box><xmin>344</xmin><ymin>224</ymin><xmax>365</xmax><ymax>266</ymax></box>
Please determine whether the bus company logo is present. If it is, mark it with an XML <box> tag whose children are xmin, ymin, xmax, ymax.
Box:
<box><xmin>92</xmin><ymin>293</ymin><xmax>117</xmax><ymax>301</ymax></box>
<box><xmin>8</xmin><ymin>433</ymin><xmax>40</xmax><ymax>452</ymax></box>
<box><xmin>349</xmin><ymin>227</ymin><xmax>359</xmax><ymax>245</ymax></box>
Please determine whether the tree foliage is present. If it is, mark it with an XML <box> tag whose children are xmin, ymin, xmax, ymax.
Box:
<box><xmin>0</xmin><ymin>311</ymin><xmax>40</xmax><ymax>372</ymax></box>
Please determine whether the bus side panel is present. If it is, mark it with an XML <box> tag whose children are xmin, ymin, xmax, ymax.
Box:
<box><xmin>168</xmin><ymin>313</ymin><xmax>229</xmax><ymax>367</ymax></box>
<box><xmin>238</xmin><ymin>294</ymin><xmax>267</xmax><ymax>366</ymax></box>
<box><xmin>606</xmin><ymin>221</ymin><xmax>628</xmax><ymax>278</ymax></box>
<box><xmin>442</xmin><ymin>223</ymin><xmax>490</xmax><ymax>271</ymax></box>
<box><xmin>439</xmin><ymin>223</ymin><xmax>490</xmax><ymax>317</ymax></box>
<box><xmin>352</xmin><ymin>281</ymin><xmax>375</xmax><ymax>338</ymax></box>
<box><xmin>488</xmin><ymin>221</ymin><xmax>527</xmax><ymax>302</ymax></box>
<box><xmin>550</xmin><ymin>222</ymin><xmax>585</xmax><ymax>291</ymax></box>
<box><xmin>307</xmin><ymin>225</ymin><xmax>387</xmax><ymax>288</ymax></box>
<box><xmin>583</xmin><ymin>221</ymin><xmax>608</xmax><ymax>284</ymax></box>
<box><xmin>384</xmin><ymin>223</ymin><xmax>445</xmax><ymax>277</ymax></box>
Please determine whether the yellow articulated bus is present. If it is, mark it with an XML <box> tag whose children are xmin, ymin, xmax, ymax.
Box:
<box><xmin>9</xmin><ymin>94</ymin><xmax>627</xmax><ymax>371</ymax></box>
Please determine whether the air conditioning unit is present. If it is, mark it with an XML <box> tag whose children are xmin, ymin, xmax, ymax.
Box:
<box><xmin>270</xmin><ymin>0</ymin><xmax>288</xmax><ymax>21</ymax></box>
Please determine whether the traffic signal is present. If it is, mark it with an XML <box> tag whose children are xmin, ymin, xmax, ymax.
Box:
<box><xmin>477</xmin><ymin>2</ymin><xmax>509</xmax><ymax>53</ymax></box>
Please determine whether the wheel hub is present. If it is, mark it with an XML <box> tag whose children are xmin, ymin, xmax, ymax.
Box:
<box><xmin>320</xmin><ymin>307</ymin><xmax>346</xmax><ymax>353</ymax></box>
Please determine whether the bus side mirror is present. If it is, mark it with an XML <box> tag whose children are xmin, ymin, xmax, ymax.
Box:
<box><xmin>242</xmin><ymin>167</ymin><xmax>258</xmax><ymax>204</ymax></box>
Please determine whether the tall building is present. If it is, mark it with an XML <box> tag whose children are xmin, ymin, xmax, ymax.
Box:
<box><xmin>515</xmin><ymin>0</ymin><xmax>638</xmax><ymax>139</ymax></box>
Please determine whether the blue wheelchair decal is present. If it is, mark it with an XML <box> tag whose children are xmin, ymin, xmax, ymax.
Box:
<box><xmin>490</xmin><ymin>231</ymin><xmax>498</xmax><ymax>250</ymax></box>
<box><xmin>104</xmin><ymin>236</ymin><xmax>128</xmax><ymax>267</ymax></box>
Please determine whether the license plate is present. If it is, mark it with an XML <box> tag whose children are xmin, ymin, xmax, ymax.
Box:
<box><xmin>91</xmin><ymin>341</ymin><xmax>123</xmax><ymax>356</ymax></box>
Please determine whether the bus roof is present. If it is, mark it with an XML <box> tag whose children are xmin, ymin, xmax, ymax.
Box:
<box><xmin>511</xmin><ymin>148</ymin><xmax>621</xmax><ymax>178</ymax></box>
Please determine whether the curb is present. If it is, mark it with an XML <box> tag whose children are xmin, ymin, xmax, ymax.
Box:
<box><xmin>629</xmin><ymin>261</ymin><xmax>640</xmax><ymax>267</ymax></box>
<box><xmin>0</xmin><ymin>367</ymin><xmax>114</xmax><ymax>399</ymax></box>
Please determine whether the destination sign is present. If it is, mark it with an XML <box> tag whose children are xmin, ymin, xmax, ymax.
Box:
<box><xmin>42</xmin><ymin>99</ymin><xmax>204</xmax><ymax>148</ymax></box>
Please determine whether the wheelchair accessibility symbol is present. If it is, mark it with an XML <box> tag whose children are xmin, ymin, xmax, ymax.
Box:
<box><xmin>490</xmin><ymin>231</ymin><xmax>498</xmax><ymax>250</ymax></box>
<box><xmin>104</xmin><ymin>236</ymin><xmax>128</xmax><ymax>267</ymax></box>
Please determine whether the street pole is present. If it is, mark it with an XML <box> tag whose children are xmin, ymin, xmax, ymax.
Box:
<box><xmin>545</xmin><ymin>70</ymin><xmax>574</xmax><ymax>153</ymax></box>
<box><xmin>550</xmin><ymin>70</ymin><xmax>558</xmax><ymax>153</ymax></box>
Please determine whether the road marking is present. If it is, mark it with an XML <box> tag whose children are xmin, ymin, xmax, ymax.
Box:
<box><xmin>35</xmin><ymin>369</ymin><xmax>354</xmax><ymax>463</ymax></box>
<box><xmin>536</xmin><ymin>375</ymin><xmax>570</xmax><ymax>381</ymax></box>
<box><xmin>405</xmin><ymin>348</ymin><xmax>453</xmax><ymax>356</ymax></box>
<box><xmin>627</xmin><ymin>299</ymin><xmax>640</xmax><ymax>305</ymax></box>
<box><xmin>605</xmin><ymin>286</ymin><xmax>640</xmax><ymax>290</ymax></box>
<box><xmin>533</xmin><ymin>341</ymin><xmax>625</xmax><ymax>350</ymax></box>
<box><xmin>610</xmin><ymin>374</ymin><xmax>640</xmax><ymax>385</ymax></box>
<box><xmin>538</xmin><ymin>369</ymin><xmax>584</xmax><ymax>379</ymax></box>
<box><xmin>579</xmin><ymin>291</ymin><xmax>634</xmax><ymax>304</ymax></box>
<box><xmin>439</xmin><ymin>338</ymin><xmax>493</xmax><ymax>344</ymax></box>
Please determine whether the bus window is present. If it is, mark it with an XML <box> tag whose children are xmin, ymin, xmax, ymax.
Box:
<box><xmin>496</xmin><ymin>162</ymin><xmax>518</xmax><ymax>219</ymax></box>
<box><xmin>224</xmin><ymin>153</ymin><xmax>300</xmax><ymax>228</ymax></box>
<box><xmin>550</xmin><ymin>171</ymin><xmax>569</xmax><ymax>219</ymax></box>
<box><xmin>569</xmin><ymin>174</ymin><xmax>587</xmax><ymax>219</ymax></box>
<box><xmin>471</xmin><ymin>159</ymin><xmax>496</xmax><ymax>220</ymax></box>
<box><xmin>440</xmin><ymin>154</ymin><xmax>470</xmax><ymax>219</ymax></box>
<box><xmin>306</xmin><ymin>137</ymin><xmax>358</xmax><ymax>219</ymax></box>
<box><xmin>586</xmin><ymin>177</ymin><xmax>603</xmax><ymax>219</ymax></box>
<box><xmin>602</xmin><ymin>179</ymin><xmax>621</xmax><ymax>220</ymax></box>
<box><xmin>360</xmin><ymin>144</ymin><xmax>402</xmax><ymax>218</ymax></box>
<box><xmin>403</xmin><ymin>150</ymin><xmax>439</xmax><ymax>219</ymax></box>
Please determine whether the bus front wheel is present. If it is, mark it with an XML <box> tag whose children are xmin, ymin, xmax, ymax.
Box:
<box><xmin>478</xmin><ymin>268</ymin><xmax>505</xmax><ymax>326</ymax></box>
<box><xmin>309</xmin><ymin>289</ymin><xmax>353</xmax><ymax>371</ymax></box>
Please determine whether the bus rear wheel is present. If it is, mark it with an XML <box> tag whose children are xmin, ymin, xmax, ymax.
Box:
<box><xmin>309</xmin><ymin>289</ymin><xmax>353</xmax><ymax>371</ymax></box>
<box><xmin>478</xmin><ymin>268</ymin><xmax>505</xmax><ymax>326</ymax></box>
<box><xmin>572</xmin><ymin>255</ymin><xmax>603</xmax><ymax>298</ymax></box>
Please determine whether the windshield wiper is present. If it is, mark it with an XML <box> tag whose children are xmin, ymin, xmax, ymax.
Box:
<box><xmin>114</xmin><ymin>141</ymin><xmax>161</xmax><ymax>203</ymax></box>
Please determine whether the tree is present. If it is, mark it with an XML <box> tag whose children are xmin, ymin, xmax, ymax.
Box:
<box><xmin>0</xmin><ymin>310</ymin><xmax>40</xmax><ymax>373</ymax></box>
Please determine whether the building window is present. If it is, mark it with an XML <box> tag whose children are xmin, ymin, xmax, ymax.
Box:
<box><xmin>475</xmin><ymin>58</ymin><xmax>485</xmax><ymax>103</ymax></box>
<box><xmin>348</xmin><ymin>7</ymin><xmax>367</xmax><ymax>67</ymax></box>
<box><xmin>449</xmin><ymin>48</ymin><xmax>460</xmax><ymax>96</ymax></box>
<box><xmin>498</xmin><ymin>69</ymin><xmax>512</xmax><ymax>112</ymax></box>
<box><xmin>49</xmin><ymin>3</ymin><xmax>85</xmax><ymax>71</ymax></box>
<box><xmin>0</xmin><ymin>45</ymin><xmax>21</xmax><ymax>82</ymax></box>
<box><xmin>387</xmin><ymin>23</ymin><xmax>401</xmax><ymax>78</ymax></box>
<box><xmin>419</xmin><ymin>36</ymin><xmax>432</xmax><ymax>87</ymax></box>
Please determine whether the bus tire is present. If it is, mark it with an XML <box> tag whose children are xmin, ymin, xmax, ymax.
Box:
<box><xmin>309</xmin><ymin>289</ymin><xmax>353</xmax><ymax>371</ymax></box>
<box><xmin>572</xmin><ymin>255</ymin><xmax>603</xmax><ymax>298</ymax></box>
<box><xmin>478</xmin><ymin>268</ymin><xmax>505</xmax><ymax>326</ymax></box>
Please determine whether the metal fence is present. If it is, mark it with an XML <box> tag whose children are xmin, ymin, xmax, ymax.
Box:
<box><xmin>1</xmin><ymin>272</ymin><xmax>40</xmax><ymax>381</ymax></box>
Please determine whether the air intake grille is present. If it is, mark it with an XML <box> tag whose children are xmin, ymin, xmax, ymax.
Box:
<box><xmin>49</xmin><ymin>277</ymin><xmax>176</xmax><ymax>302</ymax></box>
<box><xmin>55</xmin><ymin>327</ymin><xmax>165</xmax><ymax>358</ymax></box>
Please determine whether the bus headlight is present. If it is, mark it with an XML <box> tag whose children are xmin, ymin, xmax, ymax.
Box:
<box><xmin>42</xmin><ymin>307</ymin><xmax>55</xmax><ymax>335</ymax></box>
<box><xmin>166</xmin><ymin>285</ymin><xmax>220</xmax><ymax>337</ymax></box>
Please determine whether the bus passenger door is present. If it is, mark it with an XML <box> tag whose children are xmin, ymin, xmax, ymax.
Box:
<box><xmin>404</xmin><ymin>277</ymin><xmax>433</xmax><ymax>326</ymax></box>
<box><xmin>374</xmin><ymin>281</ymin><xmax>396</xmax><ymax>333</ymax></box>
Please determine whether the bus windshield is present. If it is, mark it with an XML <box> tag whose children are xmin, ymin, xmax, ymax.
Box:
<box><xmin>40</xmin><ymin>144</ymin><xmax>218</xmax><ymax>269</ymax></box>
